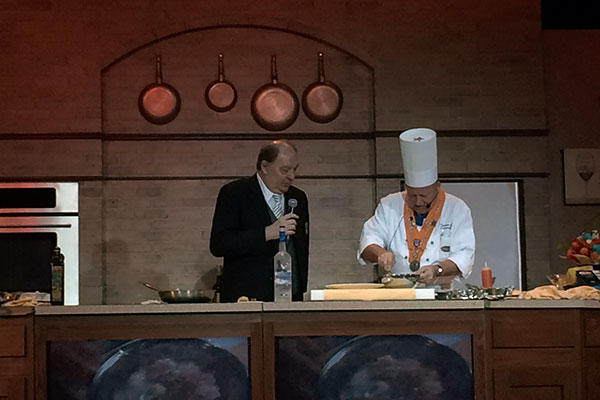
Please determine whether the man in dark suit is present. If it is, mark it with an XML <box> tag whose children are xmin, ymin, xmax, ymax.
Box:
<box><xmin>210</xmin><ymin>140</ymin><xmax>309</xmax><ymax>302</ymax></box>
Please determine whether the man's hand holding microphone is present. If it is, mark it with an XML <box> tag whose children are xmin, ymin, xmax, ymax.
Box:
<box><xmin>265</xmin><ymin>199</ymin><xmax>298</xmax><ymax>241</ymax></box>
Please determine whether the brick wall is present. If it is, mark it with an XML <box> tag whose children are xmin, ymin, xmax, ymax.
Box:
<box><xmin>543</xmin><ymin>30</ymin><xmax>600</xmax><ymax>273</ymax></box>
<box><xmin>0</xmin><ymin>0</ymin><xmax>544</xmax><ymax>133</ymax></box>
<box><xmin>2</xmin><ymin>0</ymin><xmax>598</xmax><ymax>304</ymax></box>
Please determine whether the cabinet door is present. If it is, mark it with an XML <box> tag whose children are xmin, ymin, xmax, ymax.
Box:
<box><xmin>0</xmin><ymin>376</ymin><xmax>26</xmax><ymax>400</ymax></box>
<box><xmin>494</xmin><ymin>366</ymin><xmax>576</xmax><ymax>400</ymax></box>
<box><xmin>0</xmin><ymin>314</ymin><xmax>34</xmax><ymax>400</ymax></box>
<box><xmin>493</xmin><ymin>348</ymin><xmax>579</xmax><ymax>400</ymax></box>
<box><xmin>584</xmin><ymin>348</ymin><xmax>600</xmax><ymax>400</ymax></box>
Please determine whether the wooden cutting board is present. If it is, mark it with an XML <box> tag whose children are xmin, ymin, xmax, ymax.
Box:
<box><xmin>311</xmin><ymin>288</ymin><xmax>435</xmax><ymax>301</ymax></box>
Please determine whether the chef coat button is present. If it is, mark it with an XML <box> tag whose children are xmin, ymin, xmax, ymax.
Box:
<box><xmin>426</xmin><ymin>258</ymin><xmax>429</xmax><ymax>261</ymax></box>
<box><xmin>430</xmin><ymin>241</ymin><xmax>434</xmax><ymax>245</ymax></box>
<box><xmin>404</xmin><ymin>256</ymin><xmax>407</xmax><ymax>259</ymax></box>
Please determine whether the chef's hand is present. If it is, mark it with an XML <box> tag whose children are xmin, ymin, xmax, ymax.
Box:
<box><xmin>416</xmin><ymin>262</ymin><xmax>457</xmax><ymax>288</ymax></box>
<box><xmin>376</xmin><ymin>251</ymin><xmax>395</xmax><ymax>272</ymax></box>
<box><xmin>415</xmin><ymin>264</ymin><xmax>440</xmax><ymax>286</ymax></box>
<box><xmin>265</xmin><ymin>213</ymin><xmax>298</xmax><ymax>241</ymax></box>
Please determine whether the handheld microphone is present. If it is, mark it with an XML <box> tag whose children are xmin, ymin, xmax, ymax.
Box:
<box><xmin>287</xmin><ymin>198</ymin><xmax>298</xmax><ymax>214</ymax></box>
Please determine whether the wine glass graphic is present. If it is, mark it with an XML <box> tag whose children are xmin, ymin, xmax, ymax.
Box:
<box><xmin>575</xmin><ymin>152</ymin><xmax>595</xmax><ymax>197</ymax></box>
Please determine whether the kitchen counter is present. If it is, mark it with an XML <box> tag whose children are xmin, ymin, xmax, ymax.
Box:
<box><xmin>34</xmin><ymin>299</ymin><xmax>484</xmax><ymax>315</ymax></box>
<box><xmin>4</xmin><ymin>298</ymin><xmax>598</xmax><ymax>399</ymax></box>
<box><xmin>0</xmin><ymin>306</ymin><xmax>34</xmax><ymax>316</ymax></box>
<box><xmin>30</xmin><ymin>297</ymin><xmax>600</xmax><ymax>315</ymax></box>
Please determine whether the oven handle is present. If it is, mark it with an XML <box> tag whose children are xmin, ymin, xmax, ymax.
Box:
<box><xmin>0</xmin><ymin>224</ymin><xmax>72</xmax><ymax>228</ymax></box>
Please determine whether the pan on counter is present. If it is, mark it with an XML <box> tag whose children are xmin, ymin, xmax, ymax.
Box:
<box><xmin>138</xmin><ymin>56</ymin><xmax>181</xmax><ymax>125</ymax></box>
<box><xmin>142</xmin><ymin>282</ymin><xmax>211</xmax><ymax>303</ymax></box>
<box><xmin>251</xmin><ymin>55</ymin><xmax>299</xmax><ymax>131</ymax></box>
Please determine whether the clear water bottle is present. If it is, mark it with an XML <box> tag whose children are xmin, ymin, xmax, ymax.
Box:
<box><xmin>274</xmin><ymin>226</ymin><xmax>292</xmax><ymax>302</ymax></box>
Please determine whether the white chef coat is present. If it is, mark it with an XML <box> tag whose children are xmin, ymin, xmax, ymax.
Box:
<box><xmin>358</xmin><ymin>191</ymin><xmax>475</xmax><ymax>277</ymax></box>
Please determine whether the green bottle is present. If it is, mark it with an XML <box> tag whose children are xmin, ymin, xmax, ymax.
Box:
<box><xmin>50</xmin><ymin>247</ymin><xmax>65</xmax><ymax>305</ymax></box>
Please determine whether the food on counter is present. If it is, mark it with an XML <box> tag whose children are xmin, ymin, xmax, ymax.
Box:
<box><xmin>435</xmin><ymin>284</ymin><xmax>515</xmax><ymax>300</ymax></box>
<box><xmin>546</xmin><ymin>273</ymin><xmax>570</xmax><ymax>289</ymax></box>
<box><xmin>3</xmin><ymin>297</ymin><xmax>49</xmax><ymax>307</ymax></box>
<box><xmin>564</xmin><ymin>229</ymin><xmax>600</xmax><ymax>264</ymax></box>
<box><xmin>518</xmin><ymin>285</ymin><xmax>600</xmax><ymax>300</ymax></box>
<box><xmin>1</xmin><ymin>291</ymin><xmax>50</xmax><ymax>307</ymax></box>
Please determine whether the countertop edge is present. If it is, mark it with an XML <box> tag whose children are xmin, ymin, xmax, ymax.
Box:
<box><xmin>485</xmin><ymin>298</ymin><xmax>600</xmax><ymax>308</ymax></box>
<box><xmin>262</xmin><ymin>300</ymin><xmax>485</xmax><ymax>311</ymax></box>
<box><xmin>32</xmin><ymin>303</ymin><xmax>264</xmax><ymax>315</ymax></box>
<box><xmin>11</xmin><ymin>298</ymin><xmax>600</xmax><ymax>316</ymax></box>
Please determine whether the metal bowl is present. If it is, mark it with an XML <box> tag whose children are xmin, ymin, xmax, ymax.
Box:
<box><xmin>381</xmin><ymin>274</ymin><xmax>418</xmax><ymax>288</ymax></box>
<box><xmin>156</xmin><ymin>289</ymin><xmax>212</xmax><ymax>304</ymax></box>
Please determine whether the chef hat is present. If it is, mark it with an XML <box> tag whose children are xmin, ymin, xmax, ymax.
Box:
<box><xmin>399</xmin><ymin>128</ymin><xmax>438</xmax><ymax>188</ymax></box>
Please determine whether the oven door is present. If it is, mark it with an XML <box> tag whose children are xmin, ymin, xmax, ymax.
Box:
<box><xmin>0</xmin><ymin>216</ymin><xmax>79</xmax><ymax>305</ymax></box>
<box><xmin>0</xmin><ymin>182</ymin><xmax>78</xmax><ymax>214</ymax></box>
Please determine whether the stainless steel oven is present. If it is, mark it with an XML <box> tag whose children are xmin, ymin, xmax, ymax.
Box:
<box><xmin>0</xmin><ymin>182</ymin><xmax>79</xmax><ymax>305</ymax></box>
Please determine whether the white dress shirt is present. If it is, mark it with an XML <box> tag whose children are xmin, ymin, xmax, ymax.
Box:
<box><xmin>257</xmin><ymin>173</ymin><xmax>283</xmax><ymax>217</ymax></box>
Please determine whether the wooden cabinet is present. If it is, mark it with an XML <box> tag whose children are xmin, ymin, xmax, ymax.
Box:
<box><xmin>582</xmin><ymin>311</ymin><xmax>600</xmax><ymax>400</ymax></box>
<box><xmin>0</xmin><ymin>377</ymin><xmax>26</xmax><ymax>400</ymax></box>
<box><xmin>490</xmin><ymin>309</ymin><xmax>582</xmax><ymax>400</ymax></box>
<box><xmin>262</xmin><ymin>309</ymin><xmax>488</xmax><ymax>400</ymax></box>
<box><xmin>0</xmin><ymin>309</ymin><xmax>33</xmax><ymax>400</ymax></box>
<box><xmin>34</xmin><ymin>310</ymin><xmax>264</xmax><ymax>400</ymax></box>
<box><xmin>12</xmin><ymin>303</ymin><xmax>600</xmax><ymax>400</ymax></box>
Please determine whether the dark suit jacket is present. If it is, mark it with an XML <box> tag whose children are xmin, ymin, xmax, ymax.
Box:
<box><xmin>210</xmin><ymin>174</ymin><xmax>309</xmax><ymax>302</ymax></box>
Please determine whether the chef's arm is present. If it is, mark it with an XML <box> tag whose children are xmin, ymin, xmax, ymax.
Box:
<box><xmin>361</xmin><ymin>244</ymin><xmax>395</xmax><ymax>271</ymax></box>
<box><xmin>416</xmin><ymin>259</ymin><xmax>460</xmax><ymax>287</ymax></box>
<box><xmin>437</xmin><ymin>259</ymin><xmax>460</xmax><ymax>276</ymax></box>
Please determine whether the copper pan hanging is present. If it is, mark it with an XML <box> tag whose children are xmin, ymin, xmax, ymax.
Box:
<box><xmin>302</xmin><ymin>52</ymin><xmax>343</xmax><ymax>123</ymax></box>
<box><xmin>138</xmin><ymin>55</ymin><xmax>181</xmax><ymax>125</ymax></box>
<box><xmin>205</xmin><ymin>53</ymin><xmax>237</xmax><ymax>113</ymax></box>
<box><xmin>251</xmin><ymin>55</ymin><xmax>299</xmax><ymax>131</ymax></box>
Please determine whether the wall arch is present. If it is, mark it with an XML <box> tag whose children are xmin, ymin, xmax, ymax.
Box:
<box><xmin>101</xmin><ymin>25</ymin><xmax>374</xmax><ymax>135</ymax></box>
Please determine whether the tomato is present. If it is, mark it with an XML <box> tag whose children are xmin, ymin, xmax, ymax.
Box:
<box><xmin>580</xmin><ymin>247</ymin><xmax>590</xmax><ymax>256</ymax></box>
<box><xmin>591</xmin><ymin>251</ymin><xmax>600</xmax><ymax>262</ymax></box>
<box><xmin>571</xmin><ymin>239</ymin><xmax>584</xmax><ymax>251</ymax></box>
<box><xmin>567</xmin><ymin>248</ymin><xmax>578</xmax><ymax>262</ymax></box>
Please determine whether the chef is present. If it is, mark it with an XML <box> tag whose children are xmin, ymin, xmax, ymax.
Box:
<box><xmin>358</xmin><ymin>128</ymin><xmax>475</xmax><ymax>287</ymax></box>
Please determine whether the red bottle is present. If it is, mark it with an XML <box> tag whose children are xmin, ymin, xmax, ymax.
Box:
<box><xmin>481</xmin><ymin>263</ymin><xmax>493</xmax><ymax>288</ymax></box>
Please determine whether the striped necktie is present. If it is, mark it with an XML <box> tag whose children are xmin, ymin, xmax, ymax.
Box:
<box><xmin>273</xmin><ymin>194</ymin><xmax>283</xmax><ymax>218</ymax></box>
